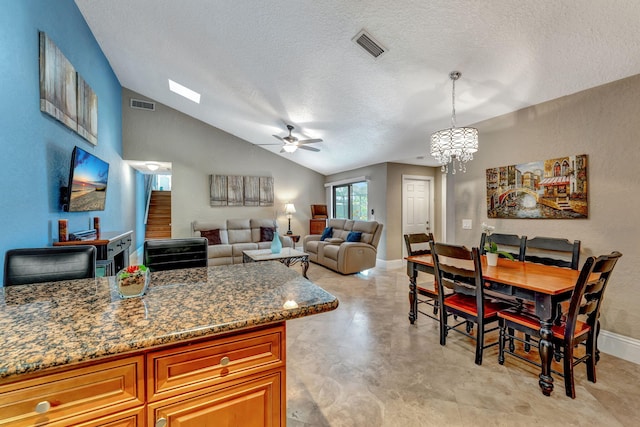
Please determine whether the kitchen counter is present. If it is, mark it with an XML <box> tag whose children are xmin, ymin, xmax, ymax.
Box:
<box><xmin>0</xmin><ymin>262</ymin><xmax>339</xmax><ymax>380</ymax></box>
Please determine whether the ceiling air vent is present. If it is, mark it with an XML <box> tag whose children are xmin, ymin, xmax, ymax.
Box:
<box><xmin>352</xmin><ymin>29</ymin><xmax>386</xmax><ymax>59</ymax></box>
<box><xmin>130</xmin><ymin>98</ymin><xmax>155</xmax><ymax>111</ymax></box>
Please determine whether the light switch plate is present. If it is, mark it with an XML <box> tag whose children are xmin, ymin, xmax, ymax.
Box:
<box><xmin>462</xmin><ymin>219</ymin><xmax>472</xmax><ymax>230</ymax></box>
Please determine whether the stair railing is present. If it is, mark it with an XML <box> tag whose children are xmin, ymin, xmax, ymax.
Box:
<box><xmin>143</xmin><ymin>175</ymin><xmax>154</xmax><ymax>225</ymax></box>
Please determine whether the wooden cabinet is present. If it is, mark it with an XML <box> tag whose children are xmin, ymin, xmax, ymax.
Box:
<box><xmin>0</xmin><ymin>356</ymin><xmax>144</xmax><ymax>427</ymax></box>
<box><xmin>53</xmin><ymin>230</ymin><xmax>132</xmax><ymax>274</ymax></box>
<box><xmin>310</xmin><ymin>219</ymin><xmax>326</xmax><ymax>235</ymax></box>
<box><xmin>0</xmin><ymin>324</ymin><xmax>285</xmax><ymax>427</ymax></box>
<box><xmin>148</xmin><ymin>372</ymin><xmax>282</xmax><ymax>427</ymax></box>
<box><xmin>146</xmin><ymin>325</ymin><xmax>285</xmax><ymax>427</ymax></box>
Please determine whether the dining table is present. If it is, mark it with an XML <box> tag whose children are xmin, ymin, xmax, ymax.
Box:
<box><xmin>406</xmin><ymin>254</ymin><xmax>581</xmax><ymax>396</ymax></box>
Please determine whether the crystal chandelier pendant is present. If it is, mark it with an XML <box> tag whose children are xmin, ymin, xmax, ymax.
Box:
<box><xmin>429</xmin><ymin>71</ymin><xmax>478</xmax><ymax>173</ymax></box>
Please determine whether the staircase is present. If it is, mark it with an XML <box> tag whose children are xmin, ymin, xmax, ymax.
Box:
<box><xmin>145</xmin><ymin>191</ymin><xmax>171</xmax><ymax>239</ymax></box>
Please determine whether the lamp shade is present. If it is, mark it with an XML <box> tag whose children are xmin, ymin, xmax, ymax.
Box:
<box><xmin>284</xmin><ymin>203</ymin><xmax>296</xmax><ymax>215</ymax></box>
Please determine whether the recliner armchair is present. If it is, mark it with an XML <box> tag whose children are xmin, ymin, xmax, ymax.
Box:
<box><xmin>303</xmin><ymin>219</ymin><xmax>383</xmax><ymax>274</ymax></box>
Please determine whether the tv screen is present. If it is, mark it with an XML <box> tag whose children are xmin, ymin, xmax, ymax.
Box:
<box><xmin>65</xmin><ymin>146</ymin><xmax>109</xmax><ymax>212</ymax></box>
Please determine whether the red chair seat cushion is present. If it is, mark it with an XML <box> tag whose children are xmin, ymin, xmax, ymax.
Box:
<box><xmin>444</xmin><ymin>293</ymin><xmax>504</xmax><ymax>318</ymax></box>
<box><xmin>498</xmin><ymin>310</ymin><xmax>591</xmax><ymax>340</ymax></box>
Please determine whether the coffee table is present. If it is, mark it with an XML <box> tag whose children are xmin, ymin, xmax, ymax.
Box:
<box><xmin>242</xmin><ymin>247</ymin><xmax>310</xmax><ymax>278</ymax></box>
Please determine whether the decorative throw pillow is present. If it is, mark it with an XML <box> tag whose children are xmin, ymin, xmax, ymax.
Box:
<box><xmin>346</xmin><ymin>231</ymin><xmax>362</xmax><ymax>242</ymax></box>
<box><xmin>200</xmin><ymin>229</ymin><xmax>221</xmax><ymax>245</ymax></box>
<box><xmin>260</xmin><ymin>226</ymin><xmax>275</xmax><ymax>242</ymax></box>
<box><xmin>320</xmin><ymin>227</ymin><xmax>333</xmax><ymax>241</ymax></box>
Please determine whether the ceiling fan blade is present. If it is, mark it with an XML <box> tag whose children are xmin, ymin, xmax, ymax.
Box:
<box><xmin>298</xmin><ymin>145</ymin><xmax>320</xmax><ymax>152</ymax></box>
<box><xmin>255</xmin><ymin>143</ymin><xmax>283</xmax><ymax>146</ymax></box>
<box><xmin>272</xmin><ymin>135</ymin><xmax>285</xmax><ymax>142</ymax></box>
<box><xmin>297</xmin><ymin>138</ymin><xmax>322</xmax><ymax>145</ymax></box>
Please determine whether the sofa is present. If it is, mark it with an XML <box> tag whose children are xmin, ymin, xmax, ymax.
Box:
<box><xmin>192</xmin><ymin>219</ymin><xmax>292</xmax><ymax>266</ymax></box>
<box><xmin>303</xmin><ymin>219</ymin><xmax>383</xmax><ymax>274</ymax></box>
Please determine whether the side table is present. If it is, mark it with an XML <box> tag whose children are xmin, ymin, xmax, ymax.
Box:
<box><xmin>287</xmin><ymin>234</ymin><xmax>300</xmax><ymax>248</ymax></box>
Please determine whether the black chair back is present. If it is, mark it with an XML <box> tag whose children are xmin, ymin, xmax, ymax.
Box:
<box><xmin>144</xmin><ymin>238</ymin><xmax>208</xmax><ymax>272</ymax></box>
<box><xmin>480</xmin><ymin>232</ymin><xmax>526</xmax><ymax>261</ymax></box>
<box><xmin>564</xmin><ymin>251</ymin><xmax>622</xmax><ymax>346</ymax></box>
<box><xmin>404</xmin><ymin>232</ymin><xmax>434</xmax><ymax>256</ymax></box>
<box><xmin>525</xmin><ymin>236</ymin><xmax>581</xmax><ymax>269</ymax></box>
<box><xmin>4</xmin><ymin>246</ymin><xmax>96</xmax><ymax>286</ymax></box>
<box><xmin>430</xmin><ymin>242</ymin><xmax>505</xmax><ymax>365</ymax></box>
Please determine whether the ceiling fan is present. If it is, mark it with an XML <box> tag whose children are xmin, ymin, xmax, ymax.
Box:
<box><xmin>258</xmin><ymin>125</ymin><xmax>322</xmax><ymax>153</ymax></box>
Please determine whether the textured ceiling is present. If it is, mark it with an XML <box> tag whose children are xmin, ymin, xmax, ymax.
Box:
<box><xmin>75</xmin><ymin>0</ymin><xmax>640</xmax><ymax>175</ymax></box>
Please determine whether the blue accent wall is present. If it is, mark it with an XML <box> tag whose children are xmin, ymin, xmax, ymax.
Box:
<box><xmin>0</xmin><ymin>0</ymin><xmax>142</xmax><ymax>285</ymax></box>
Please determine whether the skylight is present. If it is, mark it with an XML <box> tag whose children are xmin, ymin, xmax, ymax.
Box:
<box><xmin>168</xmin><ymin>79</ymin><xmax>201</xmax><ymax>104</ymax></box>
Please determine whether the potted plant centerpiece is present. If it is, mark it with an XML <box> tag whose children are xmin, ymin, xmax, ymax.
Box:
<box><xmin>482</xmin><ymin>223</ymin><xmax>515</xmax><ymax>266</ymax></box>
<box><xmin>116</xmin><ymin>264</ymin><xmax>150</xmax><ymax>298</ymax></box>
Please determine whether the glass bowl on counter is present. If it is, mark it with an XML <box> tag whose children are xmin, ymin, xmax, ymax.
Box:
<box><xmin>116</xmin><ymin>265</ymin><xmax>150</xmax><ymax>298</ymax></box>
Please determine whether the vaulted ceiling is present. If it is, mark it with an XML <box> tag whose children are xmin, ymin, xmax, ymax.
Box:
<box><xmin>75</xmin><ymin>0</ymin><xmax>640</xmax><ymax>175</ymax></box>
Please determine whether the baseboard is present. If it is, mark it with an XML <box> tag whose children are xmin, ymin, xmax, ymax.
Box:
<box><xmin>376</xmin><ymin>258</ymin><xmax>404</xmax><ymax>270</ymax></box>
<box><xmin>599</xmin><ymin>330</ymin><xmax>640</xmax><ymax>365</ymax></box>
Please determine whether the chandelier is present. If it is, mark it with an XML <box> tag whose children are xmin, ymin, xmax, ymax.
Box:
<box><xmin>430</xmin><ymin>71</ymin><xmax>478</xmax><ymax>174</ymax></box>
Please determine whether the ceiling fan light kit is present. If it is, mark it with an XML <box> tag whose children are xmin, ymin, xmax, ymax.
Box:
<box><xmin>430</xmin><ymin>71</ymin><xmax>478</xmax><ymax>174</ymax></box>
<box><xmin>259</xmin><ymin>124</ymin><xmax>322</xmax><ymax>154</ymax></box>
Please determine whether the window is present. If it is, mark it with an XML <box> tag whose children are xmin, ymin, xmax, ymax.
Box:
<box><xmin>153</xmin><ymin>174</ymin><xmax>172</xmax><ymax>191</ymax></box>
<box><xmin>333</xmin><ymin>181</ymin><xmax>368</xmax><ymax>220</ymax></box>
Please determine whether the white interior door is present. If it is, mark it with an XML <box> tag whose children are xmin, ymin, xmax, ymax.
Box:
<box><xmin>402</xmin><ymin>176</ymin><xmax>433</xmax><ymax>257</ymax></box>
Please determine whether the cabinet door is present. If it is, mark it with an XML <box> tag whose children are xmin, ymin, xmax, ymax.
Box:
<box><xmin>72</xmin><ymin>407</ymin><xmax>144</xmax><ymax>427</ymax></box>
<box><xmin>148</xmin><ymin>371</ymin><xmax>283</xmax><ymax>427</ymax></box>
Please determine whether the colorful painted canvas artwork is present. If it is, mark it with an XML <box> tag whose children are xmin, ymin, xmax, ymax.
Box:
<box><xmin>486</xmin><ymin>154</ymin><xmax>588</xmax><ymax>219</ymax></box>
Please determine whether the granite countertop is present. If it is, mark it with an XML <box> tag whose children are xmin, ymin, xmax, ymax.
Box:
<box><xmin>0</xmin><ymin>262</ymin><xmax>338</xmax><ymax>380</ymax></box>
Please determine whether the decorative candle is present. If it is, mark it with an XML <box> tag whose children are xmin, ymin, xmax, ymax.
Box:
<box><xmin>58</xmin><ymin>219</ymin><xmax>68</xmax><ymax>242</ymax></box>
<box><xmin>93</xmin><ymin>217</ymin><xmax>100</xmax><ymax>235</ymax></box>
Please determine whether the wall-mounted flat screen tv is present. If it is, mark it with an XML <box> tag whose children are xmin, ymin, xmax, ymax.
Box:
<box><xmin>64</xmin><ymin>146</ymin><xmax>109</xmax><ymax>212</ymax></box>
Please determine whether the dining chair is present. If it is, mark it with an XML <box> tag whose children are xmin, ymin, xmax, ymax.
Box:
<box><xmin>404</xmin><ymin>233</ymin><xmax>439</xmax><ymax>321</ymax></box>
<box><xmin>430</xmin><ymin>242</ymin><xmax>509</xmax><ymax>365</ymax></box>
<box><xmin>143</xmin><ymin>238</ymin><xmax>208</xmax><ymax>272</ymax></box>
<box><xmin>479</xmin><ymin>232</ymin><xmax>527</xmax><ymax>261</ymax></box>
<box><xmin>497</xmin><ymin>251</ymin><xmax>622</xmax><ymax>398</ymax></box>
<box><xmin>524</xmin><ymin>236</ymin><xmax>581</xmax><ymax>269</ymax></box>
<box><xmin>4</xmin><ymin>246</ymin><xmax>96</xmax><ymax>286</ymax></box>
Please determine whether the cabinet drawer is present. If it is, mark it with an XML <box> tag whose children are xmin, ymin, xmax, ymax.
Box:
<box><xmin>107</xmin><ymin>236</ymin><xmax>131</xmax><ymax>259</ymax></box>
<box><xmin>0</xmin><ymin>356</ymin><xmax>144</xmax><ymax>427</ymax></box>
<box><xmin>148</xmin><ymin>371</ymin><xmax>282</xmax><ymax>427</ymax></box>
<box><xmin>148</xmin><ymin>325</ymin><xmax>284</xmax><ymax>402</ymax></box>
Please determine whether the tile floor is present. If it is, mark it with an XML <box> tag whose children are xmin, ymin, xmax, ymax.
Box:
<box><xmin>286</xmin><ymin>264</ymin><xmax>640</xmax><ymax>426</ymax></box>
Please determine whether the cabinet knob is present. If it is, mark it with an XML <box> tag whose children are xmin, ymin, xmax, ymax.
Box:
<box><xmin>220</xmin><ymin>356</ymin><xmax>230</xmax><ymax>366</ymax></box>
<box><xmin>155</xmin><ymin>418</ymin><xmax>167</xmax><ymax>427</ymax></box>
<box><xmin>35</xmin><ymin>401</ymin><xmax>51</xmax><ymax>414</ymax></box>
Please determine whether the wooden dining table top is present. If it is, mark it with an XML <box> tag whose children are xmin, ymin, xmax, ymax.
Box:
<box><xmin>406</xmin><ymin>254</ymin><xmax>581</xmax><ymax>295</ymax></box>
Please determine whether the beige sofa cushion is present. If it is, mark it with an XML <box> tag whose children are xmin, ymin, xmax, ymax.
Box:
<box><xmin>227</xmin><ymin>219</ymin><xmax>252</xmax><ymax>244</ymax></box>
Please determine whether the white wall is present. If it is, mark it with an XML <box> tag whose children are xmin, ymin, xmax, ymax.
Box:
<box><xmin>121</xmin><ymin>88</ymin><xmax>326</xmax><ymax>238</ymax></box>
<box><xmin>451</xmin><ymin>74</ymin><xmax>640</xmax><ymax>340</ymax></box>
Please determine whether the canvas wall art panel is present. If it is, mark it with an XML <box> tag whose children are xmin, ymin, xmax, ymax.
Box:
<box><xmin>486</xmin><ymin>154</ymin><xmax>588</xmax><ymax>219</ymax></box>
<box><xmin>209</xmin><ymin>175</ymin><xmax>227</xmax><ymax>206</ymax></box>
<box><xmin>77</xmin><ymin>74</ymin><xmax>98</xmax><ymax>145</ymax></box>
<box><xmin>244</xmin><ymin>176</ymin><xmax>260</xmax><ymax>206</ymax></box>
<box><xmin>39</xmin><ymin>32</ymin><xmax>77</xmax><ymax>131</ymax></box>
<box><xmin>227</xmin><ymin>175</ymin><xmax>244</xmax><ymax>206</ymax></box>
<box><xmin>259</xmin><ymin>176</ymin><xmax>274</xmax><ymax>206</ymax></box>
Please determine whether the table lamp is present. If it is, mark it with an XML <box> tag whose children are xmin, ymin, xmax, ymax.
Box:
<box><xmin>284</xmin><ymin>203</ymin><xmax>296</xmax><ymax>235</ymax></box>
